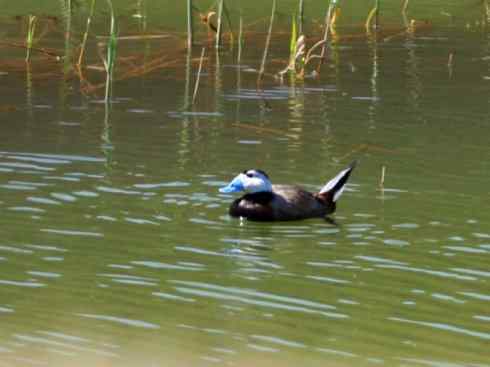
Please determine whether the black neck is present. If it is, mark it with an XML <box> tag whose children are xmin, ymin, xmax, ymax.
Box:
<box><xmin>242</xmin><ymin>191</ymin><xmax>274</xmax><ymax>205</ymax></box>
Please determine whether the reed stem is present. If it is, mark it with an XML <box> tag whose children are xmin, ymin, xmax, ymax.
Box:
<box><xmin>25</xmin><ymin>15</ymin><xmax>37</xmax><ymax>62</ymax></box>
<box><xmin>379</xmin><ymin>165</ymin><xmax>386</xmax><ymax>188</ymax></box>
<box><xmin>215</xmin><ymin>0</ymin><xmax>224</xmax><ymax>48</ymax></box>
<box><xmin>192</xmin><ymin>47</ymin><xmax>206</xmax><ymax>105</ymax></box>
<box><xmin>77</xmin><ymin>0</ymin><xmax>96</xmax><ymax>67</ymax></box>
<box><xmin>237</xmin><ymin>15</ymin><xmax>243</xmax><ymax>64</ymax></box>
<box><xmin>317</xmin><ymin>0</ymin><xmax>336</xmax><ymax>71</ymax></box>
<box><xmin>104</xmin><ymin>0</ymin><xmax>117</xmax><ymax>103</ymax></box>
<box><xmin>298</xmin><ymin>0</ymin><xmax>304</xmax><ymax>35</ymax></box>
<box><xmin>222</xmin><ymin>1</ymin><xmax>234</xmax><ymax>45</ymax></box>
<box><xmin>187</xmin><ymin>0</ymin><xmax>193</xmax><ymax>48</ymax></box>
<box><xmin>257</xmin><ymin>0</ymin><xmax>276</xmax><ymax>85</ymax></box>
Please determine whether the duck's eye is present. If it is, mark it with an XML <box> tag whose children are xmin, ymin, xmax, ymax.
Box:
<box><xmin>246</xmin><ymin>172</ymin><xmax>254</xmax><ymax>178</ymax></box>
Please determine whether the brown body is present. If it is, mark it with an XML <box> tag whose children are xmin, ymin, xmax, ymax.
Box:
<box><xmin>230</xmin><ymin>185</ymin><xmax>335</xmax><ymax>221</ymax></box>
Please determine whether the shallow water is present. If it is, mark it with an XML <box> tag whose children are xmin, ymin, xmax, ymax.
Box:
<box><xmin>1</xmin><ymin>6</ymin><xmax>490</xmax><ymax>367</ymax></box>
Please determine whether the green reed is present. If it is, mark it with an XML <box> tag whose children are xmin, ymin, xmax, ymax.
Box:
<box><xmin>25</xmin><ymin>15</ymin><xmax>37</xmax><ymax>62</ymax></box>
<box><xmin>104</xmin><ymin>0</ymin><xmax>117</xmax><ymax>102</ymax></box>
<box><xmin>78</xmin><ymin>0</ymin><xmax>97</xmax><ymax>67</ymax></box>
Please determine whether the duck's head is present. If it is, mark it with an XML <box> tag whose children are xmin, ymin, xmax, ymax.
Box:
<box><xmin>219</xmin><ymin>169</ymin><xmax>272</xmax><ymax>194</ymax></box>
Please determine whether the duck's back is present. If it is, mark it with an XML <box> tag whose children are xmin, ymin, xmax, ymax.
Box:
<box><xmin>229</xmin><ymin>185</ymin><xmax>333</xmax><ymax>221</ymax></box>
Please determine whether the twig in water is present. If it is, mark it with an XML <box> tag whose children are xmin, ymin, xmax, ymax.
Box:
<box><xmin>192</xmin><ymin>47</ymin><xmax>206</xmax><ymax>105</ymax></box>
<box><xmin>257</xmin><ymin>0</ymin><xmax>276</xmax><ymax>86</ymax></box>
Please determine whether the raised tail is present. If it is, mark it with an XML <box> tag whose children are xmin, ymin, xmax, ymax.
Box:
<box><xmin>318</xmin><ymin>161</ymin><xmax>357</xmax><ymax>203</ymax></box>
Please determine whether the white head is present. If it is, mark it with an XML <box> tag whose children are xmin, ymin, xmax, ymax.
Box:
<box><xmin>219</xmin><ymin>169</ymin><xmax>272</xmax><ymax>194</ymax></box>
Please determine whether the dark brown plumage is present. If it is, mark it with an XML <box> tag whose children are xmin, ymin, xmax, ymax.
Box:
<box><xmin>229</xmin><ymin>186</ymin><xmax>336</xmax><ymax>221</ymax></box>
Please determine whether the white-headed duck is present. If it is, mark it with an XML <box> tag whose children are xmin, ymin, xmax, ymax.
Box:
<box><xmin>219</xmin><ymin>161</ymin><xmax>356</xmax><ymax>221</ymax></box>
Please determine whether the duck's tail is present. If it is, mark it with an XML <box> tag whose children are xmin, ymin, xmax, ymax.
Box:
<box><xmin>318</xmin><ymin>161</ymin><xmax>357</xmax><ymax>203</ymax></box>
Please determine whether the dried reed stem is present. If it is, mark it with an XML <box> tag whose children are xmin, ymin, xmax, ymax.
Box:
<box><xmin>379</xmin><ymin>165</ymin><xmax>386</xmax><ymax>188</ymax></box>
<box><xmin>215</xmin><ymin>0</ymin><xmax>224</xmax><ymax>48</ymax></box>
<box><xmin>257</xmin><ymin>0</ymin><xmax>276</xmax><ymax>85</ymax></box>
<box><xmin>298</xmin><ymin>0</ymin><xmax>304</xmax><ymax>35</ymax></box>
<box><xmin>317</xmin><ymin>0</ymin><xmax>336</xmax><ymax>71</ymax></box>
<box><xmin>187</xmin><ymin>0</ymin><xmax>193</xmax><ymax>49</ymax></box>
<box><xmin>77</xmin><ymin>0</ymin><xmax>96</xmax><ymax>67</ymax></box>
<box><xmin>237</xmin><ymin>15</ymin><xmax>243</xmax><ymax>64</ymax></box>
<box><xmin>192</xmin><ymin>47</ymin><xmax>206</xmax><ymax>105</ymax></box>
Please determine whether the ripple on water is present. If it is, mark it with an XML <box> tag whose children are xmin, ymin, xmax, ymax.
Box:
<box><xmin>50</xmin><ymin>193</ymin><xmax>77</xmax><ymax>202</ymax></box>
<box><xmin>27</xmin><ymin>196</ymin><xmax>61</xmax><ymax>205</ymax></box>
<box><xmin>392</xmin><ymin>223</ymin><xmax>420</xmax><ymax>229</ymax></box>
<box><xmin>388</xmin><ymin>317</ymin><xmax>490</xmax><ymax>341</ymax></box>
<box><xmin>131</xmin><ymin>261</ymin><xmax>204</xmax><ymax>272</ymax></box>
<box><xmin>40</xmin><ymin>229</ymin><xmax>104</xmax><ymax>238</ymax></box>
<box><xmin>168</xmin><ymin>280</ymin><xmax>347</xmax><ymax>319</ymax></box>
<box><xmin>8</xmin><ymin>206</ymin><xmax>46</xmax><ymax>213</ymax></box>
<box><xmin>133</xmin><ymin>181</ymin><xmax>190</xmax><ymax>189</ymax></box>
<box><xmin>175</xmin><ymin>245</ymin><xmax>265</xmax><ymax>262</ymax></box>
<box><xmin>96</xmin><ymin>186</ymin><xmax>142</xmax><ymax>195</ymax></box>
<box><xmin>383</xmin><ymin>239</ymin><xmax>410</xmax><ymax>247</ymax></box>
<box><xmin>97</xmin><ymin>273</ymin><xmax>158</xmax><ymax>287</ymax></box>
<box><xmin>250</xmin><ymin>335</ymin><xmax>307</xmax><ymax>349</ymax></box>
<box><xmin>13</xmin><ymin>332</ymin><xmax>120</xmax><ymax>358</ymax></box>
<box><xmin>77</xmin><ymin>313</ymin><xmax>160</xmax><ymax>329</ymax></box>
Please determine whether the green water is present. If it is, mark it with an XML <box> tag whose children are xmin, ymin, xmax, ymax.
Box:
<box><xmin>0</xmin><ymin>2</ymin><xmax>489</xmax><ymax>367</ymax></box>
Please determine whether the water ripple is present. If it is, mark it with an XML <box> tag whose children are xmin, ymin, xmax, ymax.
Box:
<box><xmin>77</xmin><ymin>313</ymin><xmax>160</xmax><ymax>329</ymax></box>
<box><xmin>389</xmin><ymin>317</ymin><xmax>490</xmax><ymax>340</ymax></box>
<box><xmin>376</xmin><ymin>264</ymin><xmax>477</xmax><ymax>281</ymax></box>
<box><xmin>168</xmin><ymin>280</ymin><xmax>346</xmax><ymax>320</ymax></box>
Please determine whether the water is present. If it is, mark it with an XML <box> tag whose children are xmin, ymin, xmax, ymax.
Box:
<box><xmin>1</xmin><ymin>5</ymin><xmax>490</xmax><ymax>367</ymax></box>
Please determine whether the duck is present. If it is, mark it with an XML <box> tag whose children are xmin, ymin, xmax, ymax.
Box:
<box><xmin>219</xmin><ymin>161</ymin><xmax>356</xmax><ymax>221</ymax></box>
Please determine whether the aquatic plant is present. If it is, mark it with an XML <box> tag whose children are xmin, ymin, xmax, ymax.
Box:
<box><xmin>215</xmin><ymin>0</ymin><xmax>223</xmax><ymax>48</ymax></box>
<box><xmin>103</xmin><ymin>0</ymin><xmax>117</xmax><ymax>102</ymax></box>
<box><xmin>298</xmin><ymin>0</ymin><xmax>304</xmax><ymax>35</ymax></box>
<box><xmin>187</xmin><ymin>0</ymin><xmax>193</xmax><ymax>48</ymax></box>
<box><xmin>317</xmin><ymin>0</ymin><xmax>339</xmax><ymax>72</ymax></box>
<box><xmin>77</xmin><ymin>0</ymin><xmax>96</xmax><ymax>67</ymax></box>
<box><xmin>192</xmin><ymin>47</ymin><xmax>206</xmax><ymax>105</ymax></box>
<box><xmin>25</xmin><ymin>15</ymin><xmax>37</xmax><ymax>62</ymax></box>
<box><xmin>257</xmin><ymin>0</ymin><xmax>276</xmax><ymax>85</ymax></box>
<box><xmin>278</xmin><ymin>17</ymin><xmax>306</xmax><ymax>78</ymax></box>
<box><xmin>237</xmin><ymin>15</ymin><xmax>243</xmax><ymax>65</ymax></box>
<box><xmin>366</xmin><ymin>0</ymin><xmax>380</xmax><ymax>32</ymax></box>
<box><xmin>59</xmin><ymin>0</ymin><xmax>73</xmax><ymax>71</ymax></box>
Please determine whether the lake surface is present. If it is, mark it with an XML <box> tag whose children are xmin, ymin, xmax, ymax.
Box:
<box><xmin>0</xmin><ymin>3</ymin><xmax>489</xmax><ymax>367</ymax></box>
